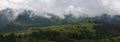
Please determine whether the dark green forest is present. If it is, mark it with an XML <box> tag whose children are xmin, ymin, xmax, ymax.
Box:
<box><xmin>1</xmin><ymin>23</ymin><xmax>120</xmax><ymax>42</ymax></box>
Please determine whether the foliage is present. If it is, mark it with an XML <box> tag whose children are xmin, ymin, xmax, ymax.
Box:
<box><xmin>0</xmin><ymin>23</ymin><xmax>120</xmax><ymax>42</ymax></box>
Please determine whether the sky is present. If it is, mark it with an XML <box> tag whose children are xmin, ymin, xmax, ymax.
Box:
<box><xmin>0</xmin><ymin>0</ymin><xmax>120</xmax><ymax>19</ymax></box>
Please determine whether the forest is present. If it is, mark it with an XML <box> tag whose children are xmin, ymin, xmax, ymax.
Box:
<box><xmin>0</xmin><ymin>22</ymin><xmax>120</xmax><ymax>42</ymax></box>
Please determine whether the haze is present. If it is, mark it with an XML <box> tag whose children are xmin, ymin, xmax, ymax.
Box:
<box><xmin>0</xmin><ymin>0</ymin><xmax>120</xmax><ymax>18</ymax></box>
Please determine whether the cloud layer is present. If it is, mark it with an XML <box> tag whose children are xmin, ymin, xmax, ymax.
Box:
<box><xmin>0</xmin><ymin>0</ymin><xmax>120</xmax><ymax>19</ymax></box>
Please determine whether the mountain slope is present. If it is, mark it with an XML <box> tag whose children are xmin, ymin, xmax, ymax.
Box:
<box><xmin>1</xmin><ymin>8</ymin><xmax>120</xmax><ymax>32</ymax></box>
<box><xmin>1</xmin><ymin>23</ymin><xmax>120</xmax><ymax>42</ymax></box>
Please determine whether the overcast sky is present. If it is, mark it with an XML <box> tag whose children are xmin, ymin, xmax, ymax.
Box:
<box><xmin>0</xmin><ymin>0</ymin><xmax>120</xmax><ymax>18</ymax></box>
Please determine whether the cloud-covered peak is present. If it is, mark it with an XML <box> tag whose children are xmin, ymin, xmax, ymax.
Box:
<box><xmin>0</xmin><ymin>0</ymin><xmax>120</xmax><ymax>19</ymax></box>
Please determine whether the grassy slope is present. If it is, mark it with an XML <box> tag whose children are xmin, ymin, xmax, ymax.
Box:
<box><xmin>3</xmin><ymin>23</ymin><xmax>120</xmax><ymax>42</ymax></box>
<box><xmin>2</xmin><ymin>23</ymin><xmax>96</xmax><ymax>42</ymax></box>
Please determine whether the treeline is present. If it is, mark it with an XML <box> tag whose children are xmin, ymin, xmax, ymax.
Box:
<box><xmin>0</xmin><ymin>33</ymin><xmax>16</xmax><ymax>42</ymax></box>
<box><xmin>94</xmin><ymin>23</ymin><xmax>120</xmax><ymax>39</ymax></box>
<box><xmin>0</xmin><ymin>31</ymin><xmax>95</xmax><ymax>42</ymax></box>
<box><xmin>0</xmin><ymin>23</ymin><xmax>120</xmax><ymax>42</ymax></box>
<box><xmin>82</xmin><ymin>14</ymin><xmax>120</xmax><ymax>24</ymax></box>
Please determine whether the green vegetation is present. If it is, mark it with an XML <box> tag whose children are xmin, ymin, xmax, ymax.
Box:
<box><xmin>0</xmin><ymin>23</ymin><xmax>120</xmax><ymax>42</ymax></box>
<box><xmin>1</xmin><ymin>9</ymin><xmax>120</xmax><ymax>42</ymax></box>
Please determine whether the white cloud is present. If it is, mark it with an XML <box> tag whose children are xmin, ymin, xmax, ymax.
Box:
<box><xmin>0</xmin><ymin>0</ymin><xmax>120</xmax><ymax>18</ymax></box>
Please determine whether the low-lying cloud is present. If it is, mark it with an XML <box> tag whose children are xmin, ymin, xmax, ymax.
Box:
<box><xmin>0</xmin><ymin>0</ymin><xmax>120</xmax><ymax>19</ymax></box>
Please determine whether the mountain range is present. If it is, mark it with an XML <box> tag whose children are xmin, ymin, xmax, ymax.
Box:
<box><xmin>0</xmin><ymin>8</ymin><xmax>120</xmax><ymax>32</ymax></box>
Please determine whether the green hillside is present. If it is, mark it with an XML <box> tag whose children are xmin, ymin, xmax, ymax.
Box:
<box><xmin>1</xmin><ymin>23</ymin><xmax>120</xmax><ymax>42</ymax></box>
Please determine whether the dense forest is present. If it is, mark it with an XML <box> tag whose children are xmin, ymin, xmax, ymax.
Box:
<box><xmin>0</xmin><ymin>23</ymin><xmax>120</xmax><ymax>42</ymax></box>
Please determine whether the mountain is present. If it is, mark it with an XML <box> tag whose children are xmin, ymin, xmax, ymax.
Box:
<box><xmin>1</xmin><ymin>8</ymin><xmax>120</xmax><ymax>42</ymax></box>
<box><xmin>1</xmin><ymin>8</ymin><xmax>120</xmax><ymax>32</ymax></box>
<box><xmin>0</xmin><ymin>8</ymin><xmax>85</xmax><ymax>32</ymax></box>
<box><xmin>0</xmin><ymin>8</ymin><xmax>15</xmax><ymax>24</ymax></box>
<box><xmin>0</xmin><ymin>8</ymin><xmax>83</xmax><ymax>24</ymax></box>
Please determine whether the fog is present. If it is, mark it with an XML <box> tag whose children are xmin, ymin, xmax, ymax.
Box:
<box><xmin>0</xmin><ymin>0</ymin><xmax>120</xmax><ymax>19</ymax></box>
